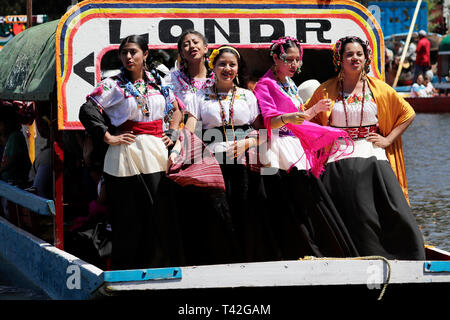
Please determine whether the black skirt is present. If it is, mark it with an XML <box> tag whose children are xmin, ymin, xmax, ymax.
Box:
<box><xmin>174</xmin><ymin>151</ymin><xmax>282</xmax><ymax>266</ymax></box>
<box><xmin>173</xmin><ymin>182</ymin><xmax>242</xmax><ymax>266</ymax></box>
<box><xmin>321</xmin><ymin>156</ymin><xmax>426</xmax><ymax>260</ymax></box>
<box><xmin>218</xmin><ymin>160</ymin><xmax>282</xmax><ymax>263</ymax></box>
<box><xmin>263</xmin><ymin>168</ymin><xmax>359</xmax><ymax>260</ymax></box>
<box><xmin>104</xmin><ymin>172</ymin><xmax>185</xmax><ymax>270</ymax></box>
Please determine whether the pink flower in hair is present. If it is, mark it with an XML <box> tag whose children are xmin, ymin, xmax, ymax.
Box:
<box><xmin>270</xmin><ymin>36</ymin><xmax>303</xmax><ymax>62</ymax></box>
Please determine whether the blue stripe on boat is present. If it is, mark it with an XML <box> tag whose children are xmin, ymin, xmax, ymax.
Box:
<box><xmin>424</xmin><ymin>261</ymin><xmax>450</xmax><ymax>273</ymax></box>
<box><xmin>104</xmin><ymin>267</ymin><xmax>182</xmax><ymax>282</ymax></box>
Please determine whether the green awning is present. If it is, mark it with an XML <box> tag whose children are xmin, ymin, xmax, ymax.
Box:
<box><xmin>0</xmin><ymin>19</ymin><xmax>58</xmax><ymax>101</ymax></box>
<box><xmin>439</xmin><ymin>34</ymin><xmax>450</xmax><ymax>54</ymax></box>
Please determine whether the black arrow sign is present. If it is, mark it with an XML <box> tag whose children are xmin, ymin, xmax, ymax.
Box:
<box><xmin>73</xmin><ymin>51</ymin><xmax>95</xmax><ymax>86</ymax></box>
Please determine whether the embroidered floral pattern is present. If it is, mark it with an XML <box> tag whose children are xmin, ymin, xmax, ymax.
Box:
<box><xmin>338</xmin><ymin>92</ymin><xmax>375</xmax><ymax>105</ymax></box>
<box><xmin>174</xmin><ymin>69</ymin><xmax>214</xmax><ymax>93</ymax></box>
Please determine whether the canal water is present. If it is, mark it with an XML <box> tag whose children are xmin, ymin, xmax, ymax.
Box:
<box><xmin>0</xmin><ymin>114</ymin><xmax>448</xmax><ymax>300</ymax></box>
<box><xmin>403</xmin><ymin>113</ymin><xmax>450</xmax><ymax>252</ymax></box>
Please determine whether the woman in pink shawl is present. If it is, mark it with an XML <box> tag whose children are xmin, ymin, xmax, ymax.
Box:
<box><xmin>253</xmin><ymin>36</ymin><xmax>357</xmax><ymax>259</ymax></box>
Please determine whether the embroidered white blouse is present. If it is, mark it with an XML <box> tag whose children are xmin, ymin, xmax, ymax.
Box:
<box><xmin>330</xmin><ymin>90</ymin><xmax>378</xmax><ymax>127</ymax></box>
<box><xmin>88</xmin><ymin>72</ymin><xmax>174</xmax><ymax>127</ymax></box>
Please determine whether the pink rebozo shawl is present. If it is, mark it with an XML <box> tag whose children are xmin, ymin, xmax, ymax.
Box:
<box><xmin>253</xmin><ymin>69</ymin><xmax>353</xmax><ymax>177</ymax></box>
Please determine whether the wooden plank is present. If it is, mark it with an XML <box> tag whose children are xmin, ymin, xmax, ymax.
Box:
<box><xmin>104</xmin><ymin>267</ymin><xmax>182</xmax><ymax>283</ymax></box>
<box><xmin>0</xmin><ymin>180</ymin><xmax>54</xmax><ymax>216</ymax></box>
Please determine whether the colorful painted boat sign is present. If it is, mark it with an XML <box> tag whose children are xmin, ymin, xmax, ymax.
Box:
<box><xmin>56</xmin><ymin>0</ymin><xmax>384</xmax><ymax>130</ymax></box>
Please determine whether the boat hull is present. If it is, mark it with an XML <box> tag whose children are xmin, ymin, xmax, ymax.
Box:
<box><xmin>405</xmin><ymin>96</ymin><xmax>450</xmax><ymax>113</ymax></box>
<box><xmin>1</xmin><ymin>215</ymin><xmax>449</xmax><ymax>301</ymax></box>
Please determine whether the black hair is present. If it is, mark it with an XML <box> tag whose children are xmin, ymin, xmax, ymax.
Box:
<box><xmin>119</xmin><ymin>35</ymin><xmax>149</xmax><ymax>58</ymax></box>
<box><xmin>118</xmin><ymin>35</ymin><xmax>166</xmax><ymax>85</ymax></box>
<box><xmin>269</xmin><ymin>39</ymin><xmax>301</xmax><ymax>59</ymax></box>
<box><xmin>334</xmin><ymin>36</ymin><xmax>372</xmax><ymax>74</ymax></box>
<box><xmin>176</xmin><ymin>30</ymin><xmax>212</xmax><ymax>79</ymax></box>
<box><xmin>177</xmin><ymin>30</ymin><xmax>208</xmax><ymax>53</ymax></box>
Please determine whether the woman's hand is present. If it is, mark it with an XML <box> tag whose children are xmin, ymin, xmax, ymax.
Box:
<box><xmin>103</xmin><ymin>131</ymin><xmax>136</xmax><ymax>146</ymax></box>
<box><xmin>283</xmin><ymin>112</ymin><xmax>306</xmax><ymax>125</ymax></box>
<box><xmin>304</xmin><ymin>98</ymin><xmax>331</xmax><ymax>120</ymax></box>
<box><xmin>312</xmin><ymin>99</ymin><xmax>332</xmax><ymax>114</ymax></box>
<box><xmin>366</xmin><ymin>133</ymin><xmax>391</xmax><ymax>148</ymax></box>
<box><xmin>226</xmin><ymin>137</ymin><xmax>256</xmax><ymax>159</ymax></box>
<box><xmin>167</xmin><ymin>149</ymin><xmax>180</xmax><ymax>172</ymax></box>
<box><xmin>162</xmin><ymin>133</ymin><xmax>175</xmax><ymax>149</ymax></box>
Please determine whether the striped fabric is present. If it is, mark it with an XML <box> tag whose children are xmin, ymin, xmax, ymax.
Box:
<box><xmin>166</xmin><ymin>128</ymin><xmax>225</xmax><ymax>190</ymax></box>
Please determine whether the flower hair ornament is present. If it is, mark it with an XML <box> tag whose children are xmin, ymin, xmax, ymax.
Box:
<box><xmin>332</xmin><ymin>36</ymin><xmax>372</xmax><ymax>75</ymax></box>
<box><xmin>208</xmin><ymin>46</ymin><xmax>241</xmax><ymax>69</ymax></box>
<box><xmin>270</xmin><ymin>36</ymin><xmax>303</xmax><ymax>73</ymax></box>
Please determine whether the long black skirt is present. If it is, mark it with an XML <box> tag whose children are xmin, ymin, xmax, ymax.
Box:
<box><xmin>104</xmin><ymin>172</ymin><xmax>185</xmax><ymax>270</ymax></box>
<box><xmin>263</xmin><ymin>168</ymin><xmax>359</xmax><ymax>260</ymax></box>
<box><xmin>173</xmin><ymin>182</ymin><xmax>241</xmax><ymax>266</ymax></box>
<box><xmin>174</xmin><ymin>160</ymin><xmax>281</xmax><ymax>265</ymax></box>
<box><xmin>320</xmin><ymin>156</ymin><xmax>426</xmax><ymax>260</ymax></box>
<box><xmin>219</xmin><ymin>162</ymin><xmax>282</xmax><ymax>263</ymax></box>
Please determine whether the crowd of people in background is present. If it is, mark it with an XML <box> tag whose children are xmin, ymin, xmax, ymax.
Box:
<box><xmin>384</xmin><ymin>29</ymin><xmax>440</xmax><ymax>98</ymax></box>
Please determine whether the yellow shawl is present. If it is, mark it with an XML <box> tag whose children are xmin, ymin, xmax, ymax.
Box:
<box><xmin>304</xmin><ymin>76</ymin><xmax>415</xmax><ymax>202</ymax></box>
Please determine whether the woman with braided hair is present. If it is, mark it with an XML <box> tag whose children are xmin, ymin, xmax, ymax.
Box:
<box><xmin>253</xmin><ymin>36</ymin><xmax>358</xmax><ymax>259</ymax></box>
<box><xmin>304</xmin><ymin>36</ymin><xmax>425</xmax><ymax>260</ymax></box>
<box><xmin>164</xmin><ymin>30</ymin><xmax>214</xmax><ymax>109</ymax></box>
<box><xmin>79</xmin><ymin>35</ymin><xmax>185</xmax><ymax>269</ymax></box>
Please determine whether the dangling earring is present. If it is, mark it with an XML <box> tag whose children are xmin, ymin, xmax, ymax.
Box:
<box><xmin>205</xmin><ymin>54</ymin><xmax>210</xmax><ymax>70</ymax></box>
<box><xmin>235</xmin><ymin>76</ymin><xmax>240</xmax><ymax>86</ymax></box>
<box><xmin>296</xmin><ymin>62</ymin><xmax>302</xmax><ymax>74</ymax></box>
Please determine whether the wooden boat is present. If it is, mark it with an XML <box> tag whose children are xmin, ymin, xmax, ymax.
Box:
<box><xmin>405</xmin><ymin>96</ymin><xmax>450</xmax><ymax>113</ymax></box>
<box><xmin>0</xmin><ymin>0</ymin><xmax>449</xmax><ymax>302</ymax></box>
<box><xmin>395</xmin><ymin>84</ymin><xmax>450</xmax><ymax>113</ymax></box>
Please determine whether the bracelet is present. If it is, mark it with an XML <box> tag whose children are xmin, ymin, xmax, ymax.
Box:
<box><xmin>281</xmin><ymin>115</ymin><xmax>287</xmax><ymax>125</ymax></box>
<box><xmin>169</xmin><ymin>149</ymin><xmax>180</xmax><ymax>156</ymax></box>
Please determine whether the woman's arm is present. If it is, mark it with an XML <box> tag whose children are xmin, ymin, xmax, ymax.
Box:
<box><xmin>79</xmin><ymin>100</ymin><xmax>136</xmax><ymax>146</ymax></box>
<box><xmin>366</xmin><ymin>114</ymin><xmax>415</xmax><ymax>148</ymax></box>
<box><xmin>162</xmin><ymin>99</ymin><xmax>183</xmax><ymax>149</ymax></box>
<box><xmin>270</xmin><ymin>112</ymin><xmax>306</xmax><ymax>129</ymax></box>
<box><xmin>303</xmin><ymin>99</ymin><xmax>332</xmax><ymax>121</ymax></box>
<box><xmin>167</xmin><ymin>112</ymin><xmax>197</xmax><ymax>166</ymax></box>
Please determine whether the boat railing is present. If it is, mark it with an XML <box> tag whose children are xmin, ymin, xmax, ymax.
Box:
<box><xmin>0</xmin><ymin>180</ymin><xmax>54</xmax><ymax>216</ymax></box>
<box><xmin>0</xmin><ymin>180</ymin><xmax>54</xmax><ymax>240</ymax></box>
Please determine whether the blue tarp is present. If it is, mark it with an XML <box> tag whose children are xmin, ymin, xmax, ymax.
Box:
<box><xmin>368</xmin><ymin>1</ymin><xmax>427</xmax><ymax>37</ymax></box>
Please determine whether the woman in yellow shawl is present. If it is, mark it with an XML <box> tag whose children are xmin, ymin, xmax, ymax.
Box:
<box><xmin>304</xmin><ymin>36</ymin><xmax>425</xmax><ymax>260</ymax></box>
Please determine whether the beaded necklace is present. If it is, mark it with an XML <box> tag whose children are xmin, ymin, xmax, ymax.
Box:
<box><xmin>214</xmin><ymin>84</ymin><xmax>237</xmax><ymax>143</ymax></box>
<box><xmin>340</xmin><ymin>79</ymin><xmax>366</xmax><ymax>128</ymax></box>
<box><xmin>123</xmin><ymin>76</ymin><xmax>150</xmax><ymax>117</ymax></box>
<box><xmin>273</xmin><ymin>68</ymin><xmax>304</xmax><ymax>112</ymax></box>
<box><xmin>279</xmin><ymin>79</ymin><xmax>304</xmax><ymax>112</ymax></box>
